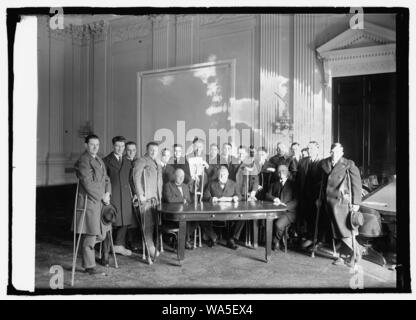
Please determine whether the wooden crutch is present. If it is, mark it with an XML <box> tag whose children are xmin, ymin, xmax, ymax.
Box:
<box><xmin>71</xmin><ymin>181</ymin><xmax>88</xmax><ymax>287</ymax></box>
<box><xmin>311</xmin><ymin>181</ymin><xmax>323</xmax><ymax>258</ymax></box>
<box><xmin>199</xmin><ymin>169</ymin><xmax>205</xmax><ymax>204</ymax></box>
<box><xmin>140</xmin><ymin>167</ymin><xmax>154</xmax><ymax>264</ymax></box>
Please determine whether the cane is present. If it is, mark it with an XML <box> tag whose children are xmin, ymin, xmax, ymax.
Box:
<box><xmin>200</xmin><ymin>170</ymin><xmax>205</xmax><ymax>204</ymax></box>
<box><xmin>109</xmin><ymin>228</ymin><xmax>119</xmax><ymax>268</ymax></box>
<box><xmin>71</xmin><ymin>182</ymin><xmax>88</xmax><ymax>287</ymax></box>
<box><xmin>72</xmin><ymin>181</ymin><xmax>79</xmax><ymax>280</ymax></box>
<box><xmin>152</xmin><ymin>197</ymin><xmax>161</xmax><ymax>263</ymax></box>
<box><xmin>311</xmin><ymin>182</ymin><xmax>323</xmax><ymax>258</ymax></box>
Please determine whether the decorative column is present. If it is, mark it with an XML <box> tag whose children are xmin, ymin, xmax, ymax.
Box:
<box><xmin>293</xmin><ymin>14</ymin><xmax>326</xmax><ymax>155</ymax></box>
<box><xmin>37</xmin><ymin>17</ymin><xmax>51</xmax><ymax>185</ymax></box>
<box><xmin>90</xmin><ymin>20</ymin><xmax>109</xmax><ymax>155</ymax></box>
<box><xmin>46</xmin><ymin>21</ymin><xmax>67</xmax><ymax>184</ymax></box>
<box><xmin>152</xmin><ymin>15</ymin><xmax>176</xmax><ymax>69</ymax></box>
<box><xmin>175</xmin><ymin>15</ymin><xmax>193</xmax><ymax>66</ymax></box>
<box><xmin>70</xmin><ymin>25</ymin><xmax>85</xmax><ymax>160</ymax></box>
<box><xmin>259</xmin><ymin>14</ymin><xmax>293</xmax><ymax>154</ymax></box>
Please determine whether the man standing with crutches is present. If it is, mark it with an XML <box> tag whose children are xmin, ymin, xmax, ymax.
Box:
<box><xmin>132</xmin><ymin>141</ymin><xmax>163</xmax><ymax>261</ymax></box>
<box><xmin>73</xmin><ymin>134</ymin><xmax>112</xmax><ymax>276</ymax></box>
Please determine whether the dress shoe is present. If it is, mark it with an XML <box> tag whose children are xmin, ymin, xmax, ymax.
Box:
<box><xmin>301</xmin><ymin>239</ymin><xmax>313</xmax><ymax>249</ymax></box>
<box><xmin>113</xmin><ymin>245</ymin><xmax>132</xmax><ymax>256</ymax></box>
<box><xmin>208</xmin><ymin>239</ymin><xmax>217</xmax><ymax>248</ymax></box>
<box><xmin>227</xmin><ymin>238</ymin><xmax>238</xmax><ymax>250</ymax></box>
<box><xmin>272</xmin><ymin>241</ymin><xmax>280</xmax><ymax>251</ymax></box>
<box><xmin>185</xmin><ymin>241</ymin><xmax>194</xmax><ymax>250</ymax></box>
<box><xmin>85</xmin><ymin>267</ymin><xmax>102</xmax><ymax>275</ymax></box>
<box><xmin>332</xmin><ymin>257</ymin><xmax>345</xmax><ymax>266</ymax></box>
<box><xmin>99</xmin><ymin>256</ymin><xmax>109</xmax><ymax>267</ymax></box>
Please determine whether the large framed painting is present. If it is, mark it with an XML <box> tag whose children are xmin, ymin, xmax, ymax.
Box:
<box><xmin>137</xmin><ymin>60</ymin><xmax>236</xmax><ymax>155</ymax></box>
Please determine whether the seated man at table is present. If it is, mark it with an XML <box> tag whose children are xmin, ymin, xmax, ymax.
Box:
<box><xmin>228</xmin><ymin>160</ymin><xmax>260</xmax><ymax>249</ymax></box>
<box><xmin>162</xmin><ymin>168</ymin><xmax>195</xmax><ymax>249</ymax></box>
<box><xmin>265</xmin><ymin>164</ymin><xmax>297</xmax><ymax>251</ymax></box>
<box><xmin>203</xmin><ymin>166</ymin><xmax>241</xmax><ymax>249</ymax></box>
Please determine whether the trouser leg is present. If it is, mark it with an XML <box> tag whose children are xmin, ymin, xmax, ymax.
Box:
<box><xmin>101</xmin><ymin>231</ymin><xmax>111</xmax><ymax>260</ymax></box>
<box><xmin>187</xmin><ymin>222</ymin><xmax>198</xmax><ymax>241</ymax></box>
<box><xmin>231</xmin><ymin>220</ymin><xmax>245</xmax><ymax>240</ymax></box>
<box><xmin>127</xmin><ymin>227</ymin><xmax>140</xmax><ymax>248</ymax></box>
<box><xmin>199</xmin><ymin>221</ymin><xmax>217</xmax><ymax>241</ymax></box>
<box><xmin>81</xmin><ymin>234</ymin><xmax>97</xmax><ymax>269</ymax></box>
<box><xmin>273</xmin><ymin>215</ymin><xmax>291</xmax><ymax>243</ymax></box>
<box><xmin>114</xmin><ymin>226</ymin><xmax>128</xmax><ymax>246</ymax></box>
<box><xmin>143</xmin><ymin>206</ymin><xmax>155</xmax><ymax>251</ymax></box>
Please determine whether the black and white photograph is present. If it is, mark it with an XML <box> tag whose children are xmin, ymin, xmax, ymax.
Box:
<box><xmin>2</xmin><ymin>0</ymin><xmax>413</xmax><ymax>302</ymax></box>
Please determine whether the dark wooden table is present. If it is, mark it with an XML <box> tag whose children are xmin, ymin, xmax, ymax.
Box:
<box><xmin>157</xmin><ymin>201</ymin><xmax>287</xmax><ymax>263</ymax></box>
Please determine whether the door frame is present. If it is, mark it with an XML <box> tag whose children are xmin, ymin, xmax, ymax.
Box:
<box><xmin>315</xmin><ymin>22</ymin><xmax>396</xmax><ymax>154</ymax></box>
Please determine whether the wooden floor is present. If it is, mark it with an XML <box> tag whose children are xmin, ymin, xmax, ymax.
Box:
<box><xmin>35</xmin><ymin>236</ymin><xmax>396</xmax><ymax>291</ymax></box>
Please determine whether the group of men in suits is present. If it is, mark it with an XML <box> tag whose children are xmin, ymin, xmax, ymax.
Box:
<box><xmin>73</xmin><ymin>134</ymin><xmax>362</xmax><ymax>275</ymax></box>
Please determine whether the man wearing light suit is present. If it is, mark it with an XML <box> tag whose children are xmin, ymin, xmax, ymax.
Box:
<box><xmin>132</xmin><ymin>141</ymin><xmax>163</xmax><ymax>258</ymax></box>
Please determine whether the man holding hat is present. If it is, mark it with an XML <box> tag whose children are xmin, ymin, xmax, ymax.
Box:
<box><xmin>73</xmin><ymin>134</ymin><xmax>111</xmax><ymax>275</ymax></box>
<box><xmin>319</xmin><ymin>142</ymin><xmax>364</xmax><ymax>265</ymax></box>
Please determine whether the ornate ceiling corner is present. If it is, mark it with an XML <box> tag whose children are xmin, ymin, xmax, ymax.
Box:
<box><xmin>176</xmin><ymin>14</ymin><xmax>194</xmax><ymax>25</ymax></box>
<box><xmin>88</xmin><ymin>20</ymin><xmax>109</xmax><ymax>42</ymax></box>
<box><xmin>316</xmin><ymin>22</ymin><xmax>396</xmax><ymax>85</ymax></box>
<box><xmin>151</xmin><ymin>14</ymin><xmax>171</xmax><ymax>29</ymax></box>
<box><xmin>111</xmin><ymin>19</ymin><xmax>152</xmax><ymax>44</ymax></box>
<box><xmin>199</xmin><ymin>14</ymin><xmax>252</xmax><ymax>26</ymax></box>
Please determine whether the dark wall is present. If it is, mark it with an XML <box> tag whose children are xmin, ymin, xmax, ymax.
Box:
<box><xmin>36</xmin><ymin>184</ymin><xmax>77</xmax><ymax>241</ymax></box>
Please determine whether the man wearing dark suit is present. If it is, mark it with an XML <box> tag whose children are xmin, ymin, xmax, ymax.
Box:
<box><xmin>266</xmin><ymin>164</ymin><xmax>298</xmax><ymax>251</ymax></box>
<box><xmin>230</xmin><ymin>160</ymin><xmax>260</xmax><ymax>248</ymax></box>
<box><xmin>288</xmin><ymin>142</ymin><xmax>301</xmax><ymax>180</ymax></box>
<box><xmin>162</xmin><ymin>168</ymin><xmax>195</xmax><ymax>249</ymax></box>
<box><xmin>124</xmin><ymin>141</ymin><xmax>140</xmax><ymax>251</ymax></box>
<box><xmin>296</xmin><ymin>141</ymin><xmax>324</xmax><ymax>248</ymax></box>
<box><xmin>160</xmin><ymin>148</ymin><xmax>175</xmax><ymax>184</ymax></box>
<box><xmin>204</xmin><ymin>167</ymin><xmax>241</xmax><ymax>249</ymax></box>
<box><xmin>206</xmin><ymin>143</ymin><xmax>221</xmax><ymax>184</ymax></box>
<box><xmin>103</xmin><ymin>136</ymin><xmax>135</xmax><ymax>257</ymax></box>
<box><xmin>319</xmin><ymin>143</ymin><xmax>362</xmax><ymax>263</ymax></box>
<box><xmin>229</xmin><ymin>146</ymin><xmax>249</xmax><ymax>182</ymax></box>
<box><xmin>163</xmin><ymin>169</ymin><xmax>192</xmax><ymax>204</ymax></box>
<box><xmin>254</xmin><ymin>147</ymin><xmax>275</xmax><ymax>200</ymax></box>
<box><xmin>170</xmin><ymin>143</ymin><xmax>192</xmax><ymax>185</ymax></box>
<box><xmin>269</xmin><ymin>143</ymin><xmax>291</xmax><ymax>172</ymax></box>
<box><xmin>219</xmin><ymin>142</ymin><xmax>239</xmax><ymax>181</ymax></box>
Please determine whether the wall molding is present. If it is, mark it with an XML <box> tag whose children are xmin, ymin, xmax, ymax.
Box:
<box><xmin>199</xmin><ymin>14</ymin><xmax>252</xmax><ymax>26</ymax></box>
<box><xmin>111</xmin><ymin>19</ymin><xmax>152</xmax><ymax>43</ymax></box>
<box><xmin>316</xmin><ymin>22</ymin><xmax>396</xmax><ymax>83</ymax></box>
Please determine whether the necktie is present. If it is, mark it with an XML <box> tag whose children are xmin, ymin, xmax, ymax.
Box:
<box><xmin>177</xmin><ymin>185</ymin><xmax>183</xmax><ymax>197</ymax></box>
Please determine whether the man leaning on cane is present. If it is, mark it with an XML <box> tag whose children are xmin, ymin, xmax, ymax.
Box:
<box><xmin>73</xmin><ymin>134</ymin><xmax>111</xmax><ymax>275</ymax></box>
<box><xmin>132</xmin><ymin>141</ymin><xmax>163</xmax><ymax>258</ymax></box>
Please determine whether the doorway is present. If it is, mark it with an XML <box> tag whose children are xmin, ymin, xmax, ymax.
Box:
<box><xmin>332</xmin><ymin>73</ymin><xmax>396</xmax><ymax>177</ymax></box>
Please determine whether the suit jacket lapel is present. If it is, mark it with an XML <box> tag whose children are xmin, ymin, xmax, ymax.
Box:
<box><xmin>109</xmin><ymin>152</ymin><xmax>121</xmax><ymax>170</ymax></box>
<box><xmin>174</xmin><ymin>184</ymin><xmax>183</xmax><ymax>198</ymax></box>
<box><xmin>321</xmin><ymin>158</ymin><xmax>332</xmax><ymax>174</ymax></box>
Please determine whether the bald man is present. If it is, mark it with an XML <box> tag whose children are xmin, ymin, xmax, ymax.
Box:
<box><xmin>162</xmin><ymin>168</ymin><xmax>195</xmax><ymax>249</ymax></box>
<box><xmin>266</xmin><ymin>164</ymin><xmax>298</xmax><ymax>251</ymax></box>
<box><xmin>203</xmin><ymin>166</ymin><xmax>241</xmax><ymax>249</ymax></box>
<box><xmin>162</xmin><ymin>168</ymin><xmax>191</xmax><ymax>204</ymax></box>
